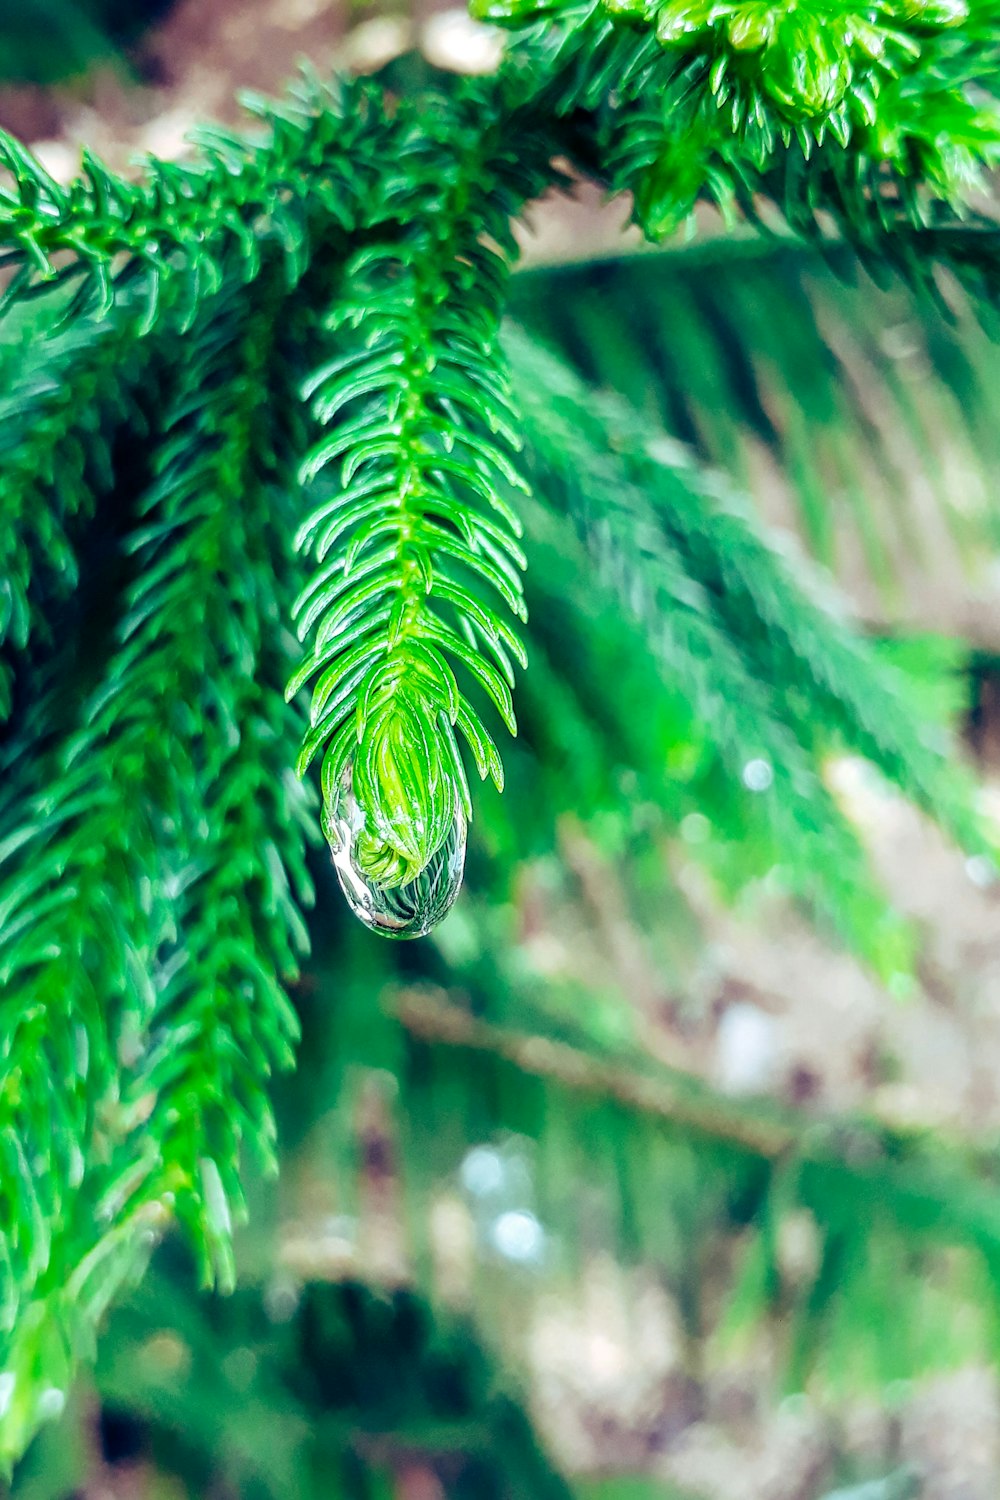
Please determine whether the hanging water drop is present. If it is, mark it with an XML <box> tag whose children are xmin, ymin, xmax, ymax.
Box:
<box><xmin>323</xmin><ymin>767</ymin><xmax>467</xmax><ymax>939</ymax></box>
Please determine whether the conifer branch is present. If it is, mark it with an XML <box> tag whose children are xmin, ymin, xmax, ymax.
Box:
<box><xmin>395</xmin><ymin>983</ymin><xmax>1000</xmax><ymax>1274</ymax></box>
<box><xmin>506</xmin><ymin>327</ymin><xmax>993</xmax><ymax>966</ymax></box>
<box><xmin>516</xmin><ymin>332</ymin><xmax>987</xmax><ymax>844</ymax></box>
<box><xmin>0</xmin><ymin>276</ymin><xmax>313</xmax><ymax>1456</ymax></box>
<box><xmin>390</xmin><ymin>978</ymin><xmax>1000</xmax><ymax>1395</ymax></box>
<box><xmin>0</xmin><ymin>310</ymin><xmax>146</xmax><ymax>720</ymax></box>
<box><xmin>496</xmin><ymin>0</ymin><xmax>1000</xmax><ymax>259</ymax></box>
<box><xmin>289</xmin><ymin>87</ymin><xmax>544</xmax><ymax>884</ymax></box>
<box><xmin>0</xmin><ymin>76</ymin><xmax>394</xmax><ymax>330</ymax></box>
<box><xmin>0</xmin><ymin>6</ymin><xmax>998</xmax><ymax>1466</ymax></box>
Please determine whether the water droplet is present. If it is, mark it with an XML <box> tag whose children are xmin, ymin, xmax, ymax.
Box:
<box><xmin>714</xmin><ymin>1003</ymin><xmax>777</xmax><ymax>1094</ymax></box>
<box><xmin>324</xmin><ymin>769</ymin><xmax>466</xmax><ymax>939</ymax></box>
<box><xmin>966</xmin><ymin>854</ymin><xmax>997</xmax><ymax>889</ymax></box>
<box><xmin>742</xmin><ymin>757</ymin><xmax>774</xmax><ymax>793</ymax></box>
<box><xmin>37</xmin><ymin>1388</ymin><xmax>65</xmax><ymax>1420</ymax></box>
<box><xmin>460</xmin><ymin>1145</ymin><xmax>505</xmax><ymax>1197</ymax></box>
<box><xmin>491</xmin><ymin>1209</ymin><xmax>545</xmax><ymax>1265</ymax></box>
<box><xmin>680</xmin><ymin>811</ymin><xmax>711</xmax><ymax>845</ymax></box>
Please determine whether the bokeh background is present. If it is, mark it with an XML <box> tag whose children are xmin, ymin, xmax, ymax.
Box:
<box><xmin>5</xmin><ymin>4</ymin><xmax>1000</xmax><ymax>1499</ymax></box>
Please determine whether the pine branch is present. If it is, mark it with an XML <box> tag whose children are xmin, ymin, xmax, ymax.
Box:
<box><xmin>0</xmin><ymin>13</ymin><xmax>998</xmax><ymax>1466</ymax></box>
<box><xmin>397</xmin><ymin>986</ymin><xmax>791</xmax><ymax>1156</ymax></box>
<box><xmin>505</xmin><ymin>326</ymin><xmax>938</xmax><ymax>970</ymax></box>
<box><xmin>494</xmin><ymin>0</ymin><xmax>1000</xmax><ymax>263</ymax></box>
<box><xmin>104</xmin><ymin>277</ymin><xmax>314</xmax><ymax>1274</ymax></box>
<box><xmin>509</xmin><ymin>238</ymin><xmax>1000</xmax><ymax>600</ymax></box>
<box><xmin>0</xmin><ymin>306</ymin><xmax>148</xmax><ymax>721</ymax></box>
<box><xmin>392</xmin><ymin>984</ymin><xmax>1000</xmax><ymax>1385</ymax></box>
<box><xmin>0</xmin><ymin>275</ymin><xmax>313</xmax><ymax>1461</ymax></box>
<box><xmin>288</xmin><ymin>86</ymin><xmax>546</xmax><ymax>888</ymax></box>
<box><xmin>510</xmin><ymin>330</ymin><xmax>988</xmax><ymax>852</ymax></box>
<box><xmin>0</xmin><ymin>74</ymin><xmax>395</xmax><ymax>331</ymax></box>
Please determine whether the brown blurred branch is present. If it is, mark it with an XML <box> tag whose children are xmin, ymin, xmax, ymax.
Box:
<box><xmin>391</xmin><ymin>987</ymin><xmax>1000</xmax><ymax>1257</ymax></box>
<box><xmin>393</xmin><ymin>986</ymin><xmax>805</xmax><ymax>1159</ymax></box>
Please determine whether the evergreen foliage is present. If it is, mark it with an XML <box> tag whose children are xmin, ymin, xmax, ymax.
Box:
<box><xmin>291</xmin><ymin>89</ymin><xmax>544</xmax><ymax>886</ymax></box>
<box><xmin>1</xmin><ymin>0</ymin><xmax>1000</xmax><ymax>1475</ymax></box>
<box><xmin>16</xmin><ymin>1267</ymin><xmax>580</xmax><ymax>1500</ymax></box>
<box><xmin>506</xmin><ymin>325</ymin><xmax>984</xmax><ymax>966</ymax></box>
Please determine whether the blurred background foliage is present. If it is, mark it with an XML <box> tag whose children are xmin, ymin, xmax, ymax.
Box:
<box><xmin>3</xmin><ymin>1</ymin><xmax>1000</xmax><ymax>1499</ymax></box>
<box><xmin>0</xmin><ymin>0</ymin><xmax>175</xmax><ymax>84</ymax></box>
